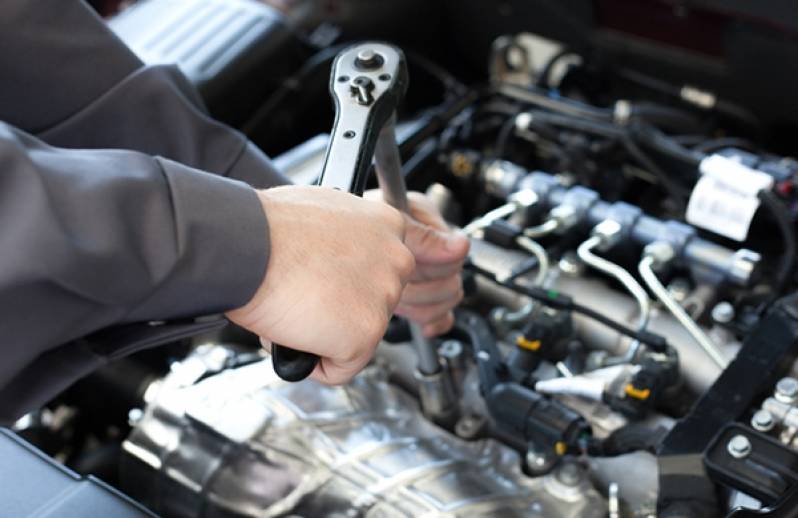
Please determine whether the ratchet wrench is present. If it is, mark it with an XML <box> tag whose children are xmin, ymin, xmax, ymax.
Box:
<box><xmin>272</xmin><ymin>42</ymin><xmax>419</xmax><ymax>381</ymax></box>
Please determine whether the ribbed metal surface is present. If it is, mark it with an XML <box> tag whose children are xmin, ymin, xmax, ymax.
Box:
<box><xmin>122</xmin><ymin>346</ymin><xmax>606</xmax><ymax>517</ymax></box>
<box><xmin>110</xmin><ymin>0</ymin><xmax>280</xmax><ymax>84</ymax></box>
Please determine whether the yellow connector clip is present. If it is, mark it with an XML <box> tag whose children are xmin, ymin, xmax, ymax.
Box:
<box><xmin>516</xmin><ymin>336</ymin><xmax>541</xmax><ymax>351</ymax></box>
<box><xmin>624</xmin><ymin>383</ymin><xmax>651</xmax><ymax>401</ymax></box>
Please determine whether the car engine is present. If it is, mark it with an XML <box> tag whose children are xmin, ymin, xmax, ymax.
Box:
<box><xmin>10</xmin><ymin>1</ymin><xmax>798</xmax><ymax>517</ymax></box>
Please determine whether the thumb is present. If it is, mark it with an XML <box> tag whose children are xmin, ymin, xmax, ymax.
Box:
<box><xmin>404</xmin><ymin>217</ymin><xmax>470</xmax><ymax>264</ymax></box>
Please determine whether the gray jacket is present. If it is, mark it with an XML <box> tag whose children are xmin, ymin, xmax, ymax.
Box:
<box><xmin>0</xmin><ymin>0</ymin><xmax>287</xmax><ymax>422</ymax></box>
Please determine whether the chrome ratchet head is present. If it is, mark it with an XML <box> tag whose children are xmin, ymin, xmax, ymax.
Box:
<box><xmin>318</xmin><ymin>42</ymin><xmax>408</xmax><ymax>194</ymax></box>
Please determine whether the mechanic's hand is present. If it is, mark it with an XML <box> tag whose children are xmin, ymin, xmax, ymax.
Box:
<box><xmin>226</xmin><ymin>185</ymin><xmax>415</xmax><ymax>385</ymax></box>
<box><xmin>366</xmin><ymin>191</ymin><xmax>470</xmax><ymax>337</ymax></box>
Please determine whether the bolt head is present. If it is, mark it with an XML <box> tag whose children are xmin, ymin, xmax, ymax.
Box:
<box><xmin>751</xmin><ymin>409</ymin><xmax>775</xmax><ymax>432</ymax></box>
<box><xmin>776</xmin><ymin>377</ymin><xmax>798</xmax><ymax>403</ymax></box>
<box><xmin>128</xmin><ymin>408</ymin><xmax>144</xmax><ymax>426</ymax></box>
<box><xmin>727</xmin><ymin>434</ymin><xmax>752</xmax><ymax>458</ymax></box>
<box><xmin>711</xmin><ymin>301</ymin><xmax>736</xmax><ymax>324</ymax></box>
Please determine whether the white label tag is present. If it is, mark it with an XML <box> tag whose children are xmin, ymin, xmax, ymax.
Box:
<box><xmin>685</xmin><ymin>155</ymin><xmax>774</xmax><ymax>242</ymax></box>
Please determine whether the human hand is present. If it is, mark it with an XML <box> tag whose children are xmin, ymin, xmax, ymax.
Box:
<box><xmin>366</xmin><ymin>190</ymin><xmax>470</xmax><ymax>336</ymax></box>
<box><xmin>226</xmin><ymin>185</ymin><xmax>415</xmax><ymax>385</ymax></box>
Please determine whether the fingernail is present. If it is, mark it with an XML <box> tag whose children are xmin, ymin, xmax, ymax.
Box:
<box><xmin>446</xmin><ymin>230</ymin><xmax>469</xmax><ymax>252</ymax></box>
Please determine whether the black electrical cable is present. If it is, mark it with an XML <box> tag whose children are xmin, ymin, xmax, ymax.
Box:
<box><xmin>404</xmin><ymin>49</ymin><xmax>468</xmax><ymax>97</ymax></box>
<box><xmin>615</xmin><ymin>67</ymin><xmax>763</xmax><ymax>133</ymax></box>
<box><xmin>495</xmin><ymin>113</ymin><xmax>518</xmax><ymax>158</ymax></box>
<box><xmin>241</xmin><ymin>43</ymin><xmax>347</xmax><ymax>136</ymax></box>
<box><xmin>758</xmin><ymin>190</ymin><xmax>797</xmax><ymax>304</ymax></box>
<box><xmin>631</xmin><ymin>124</ymin><xmax>703</xmax><ymax>168</ymax></box>
<box><xmin>466</xmin><ymin>261</ymin><xmax>668</xmax><ymax>351</ymax></box>
<box><xmin>621</xmin><ymin>131</ymin><xmax>691</xmax><ymax>205</ymax></box>
<box><xmin>628</xmin><ymin>102</ymin><xmax>703</xmax><ymax>134</ymax></box>
<box><xmin>495</xmin><ymin>83</ymin><xmax>614</xmax><ymax>122</ymax></box>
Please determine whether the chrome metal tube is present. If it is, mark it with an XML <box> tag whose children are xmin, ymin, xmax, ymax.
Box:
<box><xmin>523</xmin><ymin>218</ymin><xmax>559</xmax><ymax>239</ymax></box>
<box><xmin>463</xmin><ymin>203</ymin><xmax>517</xmax><ymax>235</ymax></box>
<box><xmin>578</xmin><ymin>236</ymin><xmax>651</xmax><ymax>362</ymax></box>
<box><xmin>515</xmin><ymin>236</ymin><xmax>550</xmax><ymax>286</ymax></box>
<box><xmin>639</xmin><ymin>254</ymin><xmax>728</xmax><ymax>369</ymax></box>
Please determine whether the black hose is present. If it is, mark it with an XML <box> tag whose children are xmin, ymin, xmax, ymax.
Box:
<box><xmin>615</xmin><ymin>67</ymin><xmax>763</xmax><ymax>134</ymax></box>
<box><xmin>404</xmin><ymin>49</ymin><xmax>468</xmax><ymax>97</ymax></box>
<box><xmin>242</xmin><ymin>44</ymin><xmax>347</xmax><ymax>136</ymax></box>
<box><xmin>758</xmin><ymin>190</ymin><xmax>797</xmax><ymax>304</ymax></box>
<box><xmin>629</xmin><ymin>102</ymin><xmax>703</xmax><ymax>134</ymax></box>
<box><xmin>621</xmin><ymin>132</ymin><xmax>691</xmax><ymax>205</ymax></box>
<box><xmin>631</xmin><ymin>124</ymin><xmax>703</xmax><ymax>168</ymax></box>
<box><xmin>495</xmin><ymin>83</ymin><xmax>614</xmax><ymax>122</ymax></box>
<box><xmin>495</xmin><ymin>114</ymin><xmax>517</xmax><ymax>158</ymax></box>
<box><xmin>466</xmin><ymin>262</ymin><xmax>668</xmax><ymax>351</ymax></box>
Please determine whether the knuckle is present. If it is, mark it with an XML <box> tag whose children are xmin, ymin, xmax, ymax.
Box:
<box><xmin>386</xmin><ymin>281</ymin><xmax>404</xmax><ymax>308</ymax></box>
<box><xmin>399</xmin><ymin>249</ymin><xmax>416</xmax><ymax>278</ymax></box>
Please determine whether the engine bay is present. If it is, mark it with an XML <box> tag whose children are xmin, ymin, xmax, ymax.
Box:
<box><xmin>10</xmin><ymin>1</ymin><xmax>798</xmax><ymax>517</ymax></box>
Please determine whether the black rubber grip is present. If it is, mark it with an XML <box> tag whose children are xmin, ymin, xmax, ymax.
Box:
<box><xmin>272</xmin><ymin>344</ymin><xmax>320</xmax><ymax>381</ymax></box>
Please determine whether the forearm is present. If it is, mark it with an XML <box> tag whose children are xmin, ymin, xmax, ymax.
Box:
<box><xmin>0</xmin><ymin>122</ymin><xmax>269</xmax><ymax>390</ymax></box>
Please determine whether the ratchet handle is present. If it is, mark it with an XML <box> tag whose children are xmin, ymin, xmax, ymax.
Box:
<box><xmin>272</xmin><ymin>344</ymin><xmax>319</xmax><ymax>382</ymax></box>
<box><xmin>271</xmin><ymin>43</ymin><xmax>407</xmax><ymax>382</ymax></box>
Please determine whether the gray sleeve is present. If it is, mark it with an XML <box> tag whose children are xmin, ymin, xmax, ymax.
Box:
<box><xmin>0</xmin><ymin>0</ymin><xmax>292</xmax><ymax>420</ymax></box>
<box><xmin>0</xmin><ymin>122</ymin><xmax>269</xmax><ymax>396</ymax></box>
<box><xmin>1</xmin><ymin>0</ymin><xmax>289</xmax><ymax>189</ymax></box>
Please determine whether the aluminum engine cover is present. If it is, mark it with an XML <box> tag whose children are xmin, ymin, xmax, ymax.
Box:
<box><xmin>122</xmin><ymin>346</ymin><xmax>604</xmax><ymax>517</ymax></box>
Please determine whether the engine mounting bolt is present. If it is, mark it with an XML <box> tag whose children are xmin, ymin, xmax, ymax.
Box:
<box><xmin>727</xmin><ymin>434</ymin><xmax>752</xmax><ymax>459</ymax></box>
<box><xmin>751</xmin><ymin>409</ymin><xmax>775</xmax><ymax>432</ymax></box>
<box><xmin>776</xmin><ymin>377</ymin><xmax>798</xmax><ymax>404</ymax></box>
<box><xmin>711</xmin><ymin>301</ymin><xmax>735</xmax><ymax>324</ymax></box>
